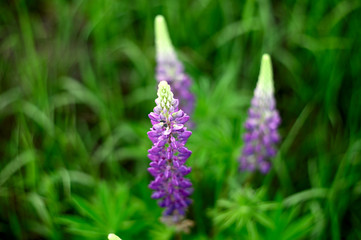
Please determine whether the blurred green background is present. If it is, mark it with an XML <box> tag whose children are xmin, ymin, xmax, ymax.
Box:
<box><xmin>1</xmin><ymin>0</ymin><xmax>361</xmax><ymax>239</ymax></box>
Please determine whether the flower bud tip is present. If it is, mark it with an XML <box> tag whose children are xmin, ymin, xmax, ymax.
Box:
<box><xmin>257</xmin><ymin>53</ymin><xmax>274</xmax><ymax>94</ymax></box>
<box><xmin>108</xmin><ymin>233</ymin><xmax>121</xmax><ymax>240</ymax></box>
<box><xmin>155</xmin><ymin>15</ymin><xmax>174</xmax><ymax>57</ymax></box>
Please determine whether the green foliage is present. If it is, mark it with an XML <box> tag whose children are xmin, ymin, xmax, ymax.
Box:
<box><xmin>1</xmin><ymin>0</ymin><xmax>361</xmax><ymax>239</ymax></box>
<box><xmin>210</xmin><ymin>187</ymin><xmax>277</xmax><ymax>233</ymax></box>
<box><xmin>59</xmin><ymin>182</ymin><xmax>147</xmax><ymax>239</ymax></box>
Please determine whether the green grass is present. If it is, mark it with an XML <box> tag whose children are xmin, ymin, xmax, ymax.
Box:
<box><xmin>1</xmin><ymin>0</ymin><xmax>361</xmax><ymax>239</ymax></box>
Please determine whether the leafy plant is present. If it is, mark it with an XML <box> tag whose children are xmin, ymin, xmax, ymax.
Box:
<box><xmin>59</xmin><ymin>182</ymin><xmax>147</xmax><ymax>239</ymax></box>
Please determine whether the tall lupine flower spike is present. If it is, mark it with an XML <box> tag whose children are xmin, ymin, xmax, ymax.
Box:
<box><xmin>239</xmin><ymin>54</ymin><xmax>281</xmax><ymax>173</ymax></box>
<box><xmin>155</xmin><ymin>15</ymin><xmax>195</xmax><ymax>116</ymax></box>
<box><xmin>147</xmin><ymin>81</ymin><xmax>193</xmax><ymax>225</ymax></box>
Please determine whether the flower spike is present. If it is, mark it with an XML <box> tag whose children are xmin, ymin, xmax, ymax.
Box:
<box><xmin>239</xmin><ymin>54</ymin><xmax>281</xmax><ymax>173</ymax></box>
<box><xmin>147</xmin><ymin>81</ymin><xmax>193</xmax><ymax>224</ymax></box>
<box><xmin>155</xmin><ymin>15</ymin><xmax>195</xmax><ymax>116</ymax></box>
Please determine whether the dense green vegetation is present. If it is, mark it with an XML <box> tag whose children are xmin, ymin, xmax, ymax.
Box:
<box><xmin>1</xmin><ymin>0</ymin><xmax>360</xmax><ymax>239</ymax></box>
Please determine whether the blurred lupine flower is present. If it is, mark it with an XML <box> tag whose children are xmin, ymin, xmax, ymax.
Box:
<box><xmin>147</xmin><ymin>81</ymin><xmax>193</xmax><ymax>224</ymax></box>
<box><xmin>155</xmin><ymin>15</ymin><xmax>195</xmax><ymax>116</ymax></box>
<box><xmin>107</xmin><ymin>233</ymin><xmax>121</xmax><ymax>240</ymax></box>
<box><xmin>239</xmin><ymin>54</ymin><xmax>281</xmax><ymax>173</ymax></box>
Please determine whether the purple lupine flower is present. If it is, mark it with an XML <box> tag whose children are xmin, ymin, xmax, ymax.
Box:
<box><xmin>239</xmin><ymin>54</ymin><xmax>281</xmax><ymax>174</ymax></box>
<box><xmin>155</xmin><ymin>15</ymin><xmax>195</xmax><ymax>116</ymax></box>
<box><xmin>147</xmin><ymin>81</ymin><xmax>193</xmax><ymax>224</ymax></box>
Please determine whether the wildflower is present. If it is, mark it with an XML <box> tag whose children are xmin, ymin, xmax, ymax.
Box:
<box><xmin>147</xmin><ymin>81</ymin><xmax>193</xmax><ymax>224</ymax></box>
<box><xmin>155</xmin><ymin>15</ymin><xmax>194</xmax><ymax>115</ymax></box>
<box><xmin>239</xmin><ymin>54</ymin><xmax>281</xmax><ymax>173</ymax></box>
<box><xmin>108</xmin><ymin>233</ymin><xmax>121</xmax><ymax>240</ymax></box>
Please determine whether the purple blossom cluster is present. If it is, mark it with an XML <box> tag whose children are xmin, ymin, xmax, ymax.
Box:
<box><xmin>147</xmin><ymin>81</ymin><xmax>193</xmax><ymax>223</ymax></box>
<box><xmin>239</xmin><ymin>54</ymin><xmax>281</xmax><ymax>173</ymax></box>
<box><xmin>155</xmin><ymin>15</ymin><xmax>195</xmax><ymax>115</ymax></box>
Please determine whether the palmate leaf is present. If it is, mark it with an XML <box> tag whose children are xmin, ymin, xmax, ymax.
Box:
<box><xmin>253</xmin><ymin>212</ymin><xmax>274</xmax><ymax>229</ymax></box>
<box><xmin>72</xmin><ymin>195</ymin><xmax>104</xmax><ymax>227</ymax></box>
<box><xmin>59</xmin><ymin>181</ymin><xmax>147</xmax><ymax>239</ymax></box>
<box><xmin>246</xmin><ymin>221</ymin><xmax>259</xmax><ymax>240</ymax></box>
<box><xmin>210</xmin><ymin>187</ymin><xmax>277</xmax><ymax>232</ymax></box>
<box><xmin>57</xmin><ymin>215</ymin><xmax>104</xmax><ymax>237</ymax></box>
<box><xmin>211</xmin><ymin>186</ymin><xmax>316</xmax><ymax>239</ymax></box>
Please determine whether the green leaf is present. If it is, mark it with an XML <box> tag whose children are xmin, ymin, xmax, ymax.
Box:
<box><xmin>72</xmin><ymin>196</ymin><xmax>104</xmax><ymax>226</ymax></box>
<box><xmin>0</xmin><ymin>151</ymin><xmax>35</xmax><ymax>187</ymax></box>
